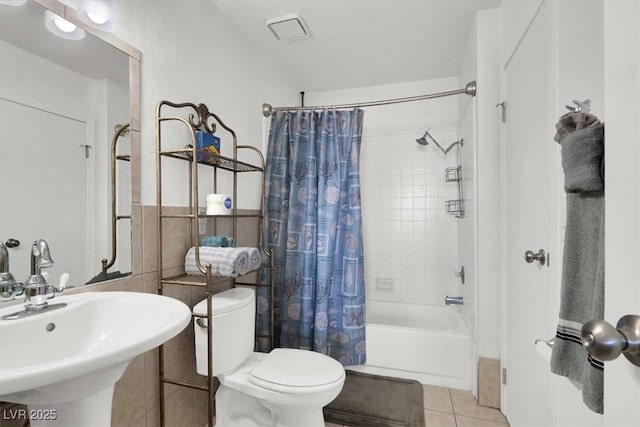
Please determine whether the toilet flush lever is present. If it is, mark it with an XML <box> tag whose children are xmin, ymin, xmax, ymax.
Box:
<box><xmin>524</xmin><ymin>249</ymin><xmax>546</xmax><ymax>266</ymax></box>
<box><xmin>581</xmin><ymin>315</ymin><xmax>640</xmax><ymax>367</ymax></box>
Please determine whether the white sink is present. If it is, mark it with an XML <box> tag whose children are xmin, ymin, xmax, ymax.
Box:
<box><xmin>0</xmin><ymin>291</ymin><xmax>191</xmax><ymax>426</ymax></box>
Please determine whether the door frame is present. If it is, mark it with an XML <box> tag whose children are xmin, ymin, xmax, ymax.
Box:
<box><xmin>602</xmin><ymin>1</ymin><xmax>640</xmax><ymax>424</ymax></box>
<box><xmin>499</xmin><ymin>0</ymin><xmax>558</xmax><ymax>419</ymax></box>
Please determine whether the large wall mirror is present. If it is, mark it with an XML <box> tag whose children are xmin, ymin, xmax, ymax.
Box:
<box><xmin>0</xmin><ymin>0</ymin><xmax>140</xmax><ymax>288</ymax></box>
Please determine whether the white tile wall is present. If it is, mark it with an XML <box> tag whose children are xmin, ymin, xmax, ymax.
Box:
<box><xmin>306</xmin><ymin>77</ymin><xmax>462</xmax><ymax>308</ymax></box>
<box><xmin>362</xmin><ymin>128</ymin><xmax>461</xmax><ymax>306</ymax></box>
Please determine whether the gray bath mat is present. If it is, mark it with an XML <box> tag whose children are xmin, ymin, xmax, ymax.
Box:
<box><xmin>323</xmin><ymin>370</ymin><xmax>425</xmax><ymax>426</ymax></box>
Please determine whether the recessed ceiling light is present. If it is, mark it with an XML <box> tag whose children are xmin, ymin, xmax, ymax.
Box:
<box><xmin>54</xmin><ymin>17</ymin><xmax>77</xmax><ymax>33</ymax></box>
<box><xmin>77</xmin><ymin>0</ymin><xmax>116</xmax><ymax>32</ymax></box>
<box><xmin>266</xmin><ymin>13</ymin><xmax>309</xmax><ymax>42</ymax></box>
<box><xmin>44</xmin><ymin>10</ymin><xmax>85</xmax><ymax>40</ymax></box>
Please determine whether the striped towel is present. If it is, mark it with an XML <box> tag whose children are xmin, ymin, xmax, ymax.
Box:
<box><xmin>185</xmin><ymin>247</ymin><xmax>261</xmax><ymax>277</ymax></box>
<box><xmin>550</xmin><ymin>123</ymin><xmax>605</xmax><ymax>414</ymax></box>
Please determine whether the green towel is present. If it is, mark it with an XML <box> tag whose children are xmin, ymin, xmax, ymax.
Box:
<box><xmin>550</xmin><ymin>123</ymin><xmax>605</xmax><ymax>414</ymax></box>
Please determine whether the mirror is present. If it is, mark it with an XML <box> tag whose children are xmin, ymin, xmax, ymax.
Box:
<box><xmin>0</xmin><ymin>0</ymin><xmax>140</xmax><ymax>288</ymax></box>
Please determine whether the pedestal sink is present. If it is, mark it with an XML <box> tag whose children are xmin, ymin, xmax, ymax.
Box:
<box><xmin>0</xmin><ymin>291</ymin><xmax>191</xmax><ymax>426</ymax></box>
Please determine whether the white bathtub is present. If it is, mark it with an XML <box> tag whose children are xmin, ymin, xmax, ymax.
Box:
<box><xmin>347</xmin><ymin>300</ymin><xmax>472</xmax><ymax>390</ymax></box>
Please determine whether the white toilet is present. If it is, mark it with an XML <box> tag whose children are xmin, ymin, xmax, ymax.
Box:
<box><xmin>193</xmin><ymin>287</ymin><xmax>346</xmax><ymax>427</ymax></box>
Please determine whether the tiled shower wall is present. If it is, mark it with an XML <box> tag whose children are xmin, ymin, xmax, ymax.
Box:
<box><xmin>307</xmin><ymin>77</ymin><xmax>463</xmax><ymax>308</ymax></box>
<box><xmin>361</xmin><ymin>128</ymin><xmax>461</xmax><ymax>306</ymax></box>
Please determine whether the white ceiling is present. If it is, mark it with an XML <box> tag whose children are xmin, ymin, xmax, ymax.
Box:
<box><xmin>213</xmin><ymin>0</ymin><xmax>502</xmax><ymax>92</ymax></box>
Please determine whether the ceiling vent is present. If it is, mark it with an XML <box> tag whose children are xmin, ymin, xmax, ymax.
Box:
<box><xmin>266</xmin><ymin>13</ymin><xmax>309</xmax><ymax>42</ymax></box>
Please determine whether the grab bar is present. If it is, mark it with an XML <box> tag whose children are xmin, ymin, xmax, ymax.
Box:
<box><xmin>103</xmin><ymin>123</ymin><xmax>131</xmax><ymax>274</ymax></box>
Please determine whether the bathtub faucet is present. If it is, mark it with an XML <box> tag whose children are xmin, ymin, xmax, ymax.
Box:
<box><xmin>445</xmin><ymin>296</ymin><xmax>464</xmax><ymax>305</ymax></box>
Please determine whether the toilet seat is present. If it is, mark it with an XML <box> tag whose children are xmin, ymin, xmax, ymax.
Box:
<box><xmin>249</xmin><ymin>348</ymin><xmax>345</xmax><ymax>393</ymax></box>
<box><xmin>216</xmin><ymin>350</ymin><xmax>346</xmax><ymax>427</ymax></box>
<box><xmin>194</xmin><ymin>287</ymin><xmax>346</xmax><ymax>427</ymax></box>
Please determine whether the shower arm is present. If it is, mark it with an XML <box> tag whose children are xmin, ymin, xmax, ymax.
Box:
<box><xmin>424</xmin><ymin>130</ymin><xmax>463</xmax><ymax>155</ymax></box>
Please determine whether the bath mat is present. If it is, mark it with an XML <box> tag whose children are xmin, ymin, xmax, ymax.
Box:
<box><xmin>323</xmin><ymin>370</ymin><xmax>425</xmax><ymax>426</ymax></box>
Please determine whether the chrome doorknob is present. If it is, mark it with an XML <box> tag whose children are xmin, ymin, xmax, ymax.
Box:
<box><xmin>524</xmin><ymin>249</ymin><xmax>546</xmax><ymax>265</ymax></box>
<box><xmin>581</xmin><ymin>315</ymin><xmax>640</xmax><ymax>367</ymax></box>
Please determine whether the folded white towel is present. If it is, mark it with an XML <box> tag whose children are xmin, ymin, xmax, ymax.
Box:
<box><xmin>185</xmin><ymin>246</ymin><xmax>261</xmax><ymax>277</ymax></box>
<box><xmin>247</xmin><ymin>247</ymin><xmax>261</xmax><ymax>271</ymax></box>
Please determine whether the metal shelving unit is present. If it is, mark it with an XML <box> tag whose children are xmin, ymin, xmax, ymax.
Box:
<box><xmin>155</xmin><ymin>101</ymin><xmax>274</xmax><ymax>426</ymax></box>
<box><xmin>445</xmin><ymin>165</ymin><xmax>464</xmax><ymax>219</ymax></box>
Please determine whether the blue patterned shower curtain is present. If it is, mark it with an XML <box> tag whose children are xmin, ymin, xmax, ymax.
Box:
<box><xmin>262</xmin><ymin>108</ymin><xmax>366</xmax><ymax>366</ymax></box>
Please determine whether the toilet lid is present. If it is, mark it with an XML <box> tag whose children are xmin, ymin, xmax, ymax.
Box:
<box><xmin>250</xmin><ymin>348</ymin><xmax>344</xmax><ymax>389</ymax></box>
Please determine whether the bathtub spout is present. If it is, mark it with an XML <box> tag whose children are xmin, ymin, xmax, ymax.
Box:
<box><xmin>445</xmin><ymin>296</ymin><xmax>464</xmax><ymax>305</ymax></box>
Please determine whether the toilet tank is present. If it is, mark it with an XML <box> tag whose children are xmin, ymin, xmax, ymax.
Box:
<box><xmin>193</xmin><ymin>287</ymin><xmax>255</xmax><ymax>376</ymax></box>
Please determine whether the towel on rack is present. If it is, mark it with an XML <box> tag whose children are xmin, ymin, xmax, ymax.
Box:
<box><xmin>550</xmin><ymin>122</ymin><xmax>605</xmax><ymax>414</ymax></box>
<box><xmin>248</xmin><ymin>247</ymin><xmax>261</xmax><ymax>271</ymax></box>
<box><xmin>185</xmin><ymin>247</ymin><xmax>261</xmax><ymax>277</ymax></box>
<box><xmin>200</xmin><ymin>235</ymin><xmax>235</xmax><ymax>247</ymax></box>
<box><xmin>553</xmin><ymin>111</ymin><xmax>601</xmax><ymax>143</ymax></box>
<box><xmin>555</xmin><ymin>112</ymin><xmax>604</xmax><ymax>192</ymax></box>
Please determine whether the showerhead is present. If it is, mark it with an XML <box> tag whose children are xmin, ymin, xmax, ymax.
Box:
<box><xmin>416</xmin><ymin>129</ymin><xmax>463</xmax><ymax>154</ymax></box>
<box><xmin>416</xmin><ymin>130</ymin><xmax>430</xmax><ymax>145</ymax></box>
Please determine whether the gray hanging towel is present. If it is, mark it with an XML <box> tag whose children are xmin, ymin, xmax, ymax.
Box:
<box><xmin>550</xmin><ymin>117</ymin><xmax>605</xmax><ymax>414</ymax></box>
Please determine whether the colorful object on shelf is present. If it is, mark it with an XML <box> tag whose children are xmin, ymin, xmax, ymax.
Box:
<box><xmin>201</xmin><ymin>236</ymin><xmax>235</xmax><ymax>247</ymax></box>
<box><xmin>195</xmin><ymin>130</ymin><xmax>220</xmax><ymax>163</ymax></box>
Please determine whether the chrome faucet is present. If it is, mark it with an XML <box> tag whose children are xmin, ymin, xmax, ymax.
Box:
<box><xmin>0</xmin><ymin>241</ymin><xmax>23</xmax><ymax>301</ymax></box>
<box><xmin>23</xmin><ymin>239</ymin><xmax>64</xmax><ymax>309</ymax></box>
<box><xmin>1</xmin><ymin>240</ymin><xmax>70</xmax><ymax>320</ymax></box>
<box><xmin>445</xmin><ymin>296</ymin><xmax>464</xmax><ymax>305</ymax></box>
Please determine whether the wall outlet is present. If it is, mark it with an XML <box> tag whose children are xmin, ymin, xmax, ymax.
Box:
<box><xmin>376</xmin><ymin>278</ymin><xmax>394</xmax><ymax>292</ymax></box>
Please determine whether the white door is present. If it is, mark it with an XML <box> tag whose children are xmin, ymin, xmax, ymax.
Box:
<box><xmin>503</xmin><ymin>1</ymin><xmax>557</xmax><ymax>425</ymax></box>
<box><xmin>0</xmin><ymin>99</ymin><xmax>87</xmax><ymax>285</ymax></box>
<box><xmin>602</xmin><ymin>1</ymin><xmax>640</xmax><ymax>425</ymax></box>
<box><xmin>504</xmin><ymin>1</ymin><xmax>640</xmax><ymax>426</ymax></box>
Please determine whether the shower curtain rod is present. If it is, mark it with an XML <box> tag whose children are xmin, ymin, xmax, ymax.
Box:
<box><xmin>262</xmin><ymin>81</ymin><xmax>476</xmax><ymax>117</ymax></box>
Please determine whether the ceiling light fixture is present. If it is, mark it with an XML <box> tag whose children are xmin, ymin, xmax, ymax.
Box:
<box><xmin>44</xmin><ymin>10</ymin><xmax>86</xmax><ymax>40</ymax></box>
<box><xmin>266</xmin><ymin>13</ymin><xmax>310</xmax><ymax>42</ymax></box>
<box><xmin>77</xmin><ymin>0</ymin><xmax>116</xmax><ymax>32</ymax></box>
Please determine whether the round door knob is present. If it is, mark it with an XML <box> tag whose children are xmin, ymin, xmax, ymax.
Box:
<box><xmin>581</xmin><ymin>319</ymin><xmax>625</xmax><ymax>361</ymax></box>
<box><xmin>524</xmin><ymin>249</ymin><xmax>546</xmax><ymax>265</ymax></box>
<box><xmin>581</xmin><ymin>315</ymin><xmax>640</xmax><ymax>367</ymax></box>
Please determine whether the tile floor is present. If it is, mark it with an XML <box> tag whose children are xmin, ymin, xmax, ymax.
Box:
<box><xmin>326</xmin><ymin>385</ymin><xmax>510</xmax><ymax>427</ymax></box>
